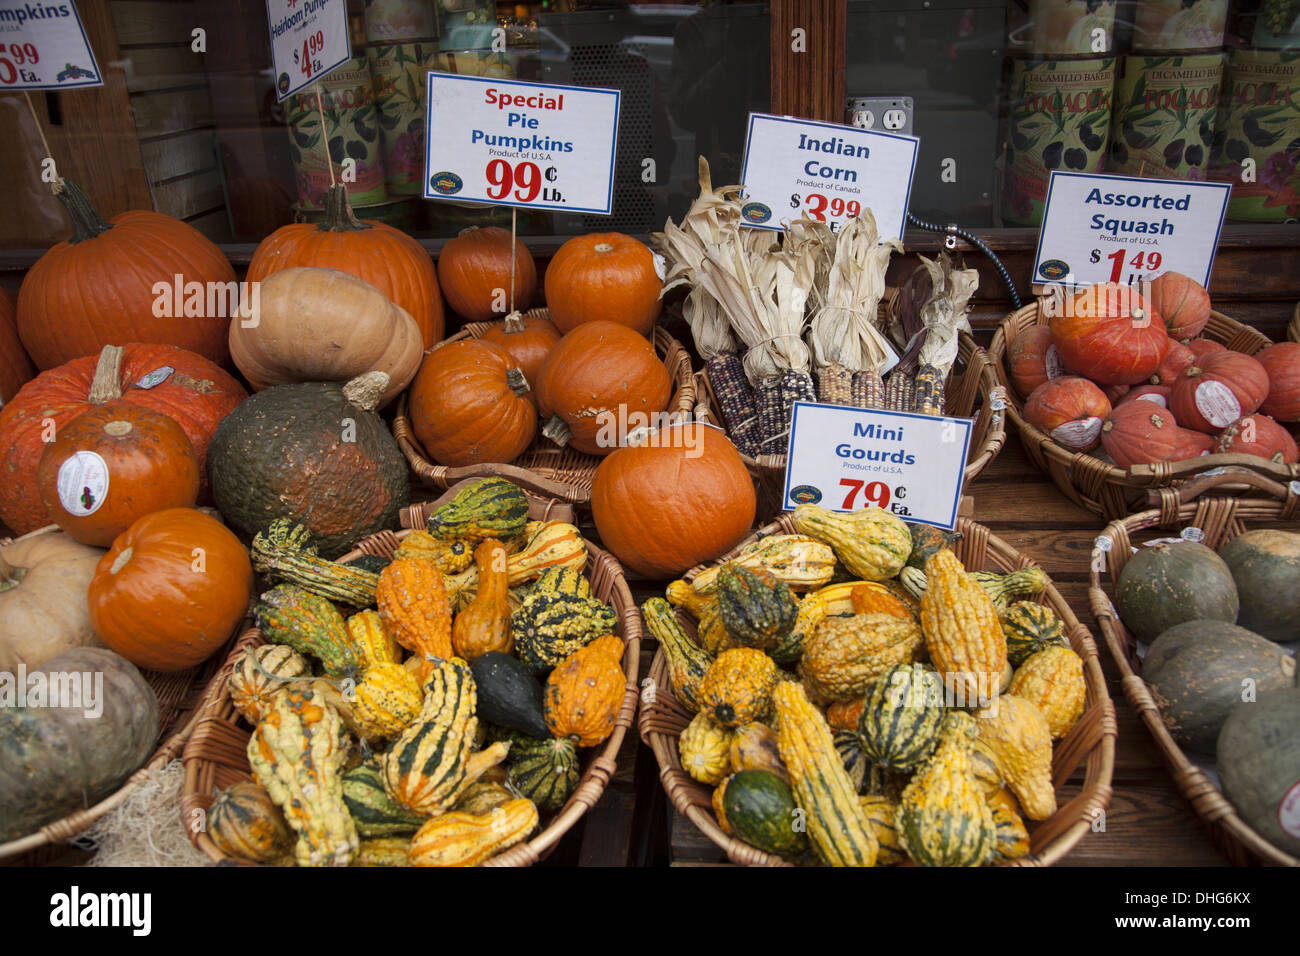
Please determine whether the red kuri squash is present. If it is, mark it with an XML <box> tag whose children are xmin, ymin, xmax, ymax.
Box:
<box><xmin>1149</xmin><ymin>339</ymin><xmax>1195</xmax><ymax>386</ymax></box>
<box><xmin>1118</xmin><ymin>384</ymin><xmax>1172</xmax><ymax>408</ymax></box>
<box><xmin>0</xmin><ymin>344</ymin><xmax>246</xmax><ymax>535</ymax></box>
<box><xmin>16</xmin><ymin>179</ymin><xmax>237</xmax><ymax>369</ymax></box>
<box><xmin>479</xmin><ymin>312</ymin><xmax>560</xmax><ymax>387</ymax></box>
<box><xmin>1007</xmin><ymin>324</ymin><xmax>1065</xmax><ymax>398</ymax></box>
<box><xmin>1049</xmin><ymin>282</ymin><xmax>1170</xmax><ymax>385</ymax></box>
<box><xmin>1255</xmin><ymin>341</ymin><xmax>1300</xmax><ymax>422</ymax></box>
<box><xmin>1215</xmin><ymin>414</ymin><xmax>1299</xmax><ymax>464</ymax></box>
<box><xmin>0</xmin><ymin>288</ymin><xmax>35</xmax><ymax>407</ymax></box>
<box><xmin>1171</xmin><ymin>427</ymin><xmax>1215</xmax><ymax>460</ymax></box>
<box><xmin>1146</xmin><ymin>272</ymin><xmax>1211</xmax><ymax>340</ymax></box>
<box><xmin>437</xmin><ymin>226</ymin><xmax>536</xmax><ymax>322</ymax></box>
<box><xmin>1170</xmin><ymin>350</ymin><xmax>1270</xmax><ymax>434</ymax></box>
<box><xmin>1100</xmin><ymin>402</ymin><xmax>1180</xmax><ymax>467</ymax></box>
<box><xmin>1022</xmin><ymin>376</ymin><xmax>1111</xmax><ymax>452</ymax></box>
<box><xmin>544</xmin><ymin>233</ymin><xmax>662</xmax><ymax>336</ymax></box>
<box><xmin>1187</xmin><ymin>339</ymin><xmax>1226</xmax><ymax>360</ymax></box>
<box><xmin>37</xmin><ymin>406</ymin><xmax>199</xmax><ymax>547</ymax></box>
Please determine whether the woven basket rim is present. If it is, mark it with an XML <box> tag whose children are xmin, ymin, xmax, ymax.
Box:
<box><xmin>1087</xmin><ymin>470</ymin><xmax>1300</xmax><ymax>867</ymax></box>
<box><xmin>639</xmin><ymin>514</ymin><xmax>1117</xmax><ymax>867</ymax></box>
<box><xmin>988</xmin><ymin>302</ymin><xmax>1300</xmax><ymax>519</ymax></box>
<box><xmin>391</xmin><ymin>310</ymin><xmax>697</xmax><ymax>503</ymax></box>
<box><xmin>0</xmin><ymin>522</ymin><xmax>236</xmax><ymax>861</ymax></box>
<box><xmin>180</xmin><ymin>525</ymin><xmax>642</xmax><ymax>868</ymax></box>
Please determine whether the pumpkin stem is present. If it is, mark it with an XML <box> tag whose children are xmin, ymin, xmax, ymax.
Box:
<box><xmin>56</xmin><ymin>178</ymin><xmax>115</xmax><ymax>244</ymax></box>
<box><xmin>103</xmin><ymin>420</ymin><xmax>133</xmax><ymax>437</ymax></box>
<box><xmin>110</xmin><ymin>547</ymin><xmax>133</xmax><ymax>575</ymax></box>
<box><xmin>501</xmin><ymin>310</ymin><xmax>526</xmax><ymax>333</ymax></box>
<box><xmin>0</xmin><ymin>553</ymin><xmax>25</xmax><ymax>592</ymax></box>
<box><xmin>542</xmin><ymin>415</ymin><xmax>572</xmax><ymax>448</ymax></box>
<box><xmin>317</xmin><ymin>184</ymin><xmax>372</xmax><ymax>233</ymax></box>
<box><xmin>505</xmin><ymin>367</ymin><xmax>530</xmax><ymax>397</ymax></box>
<box><xmin>342</xmin><ymin>372</ymin><xmax>390</xmax><ymax>412</ymax></box>
<box><xmin>87</xmin><ymin>345</ymin><xmax>126</xmax><ymax>404</ymax></box>
<box><xmin>593</xmin><ymin>243</ymin><xmax>614</xmax><ymax>253</ymax></box>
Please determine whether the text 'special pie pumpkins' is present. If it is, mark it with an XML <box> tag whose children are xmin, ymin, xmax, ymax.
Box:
<box><xmin>543</xmin><ymin>232</ymin><xmax>663</xmax><ymax>336</ymax></box>
<box><xmin>228</xmin><ymin>267</ymin><xmax>423</xmax><ymax>406</ymax></box>
<box><xmin>0</xmin><ymin>287</ymin><xmax>35</xmax><ymax>406</ymax></box>
<box><xmin>408</xmin><ymin>339</ymin><xmax>537</xmax><ymax>467</ymax></box>
<box><xmin>591</xmin><ymin>422</ymin><xmax>755</xmax><ymax>578</ymax></box>
<box><xmin>16</xmin><ymin>179</ymin><xmax>237</xmax><ymax>369</ymax></box>
<box><xmin>245</xmin><ymin>184</ymin><xmax>444</xmax><ymax>348</ymax></box>
<box><xmin>1048</xmin><ymin>282</ymin><xmax>1170</xmax><ymax>385</ymax></box>
<box><xmin>0</xmin><ymin>344</ymin><xmax>247</xmax><ymax>535</ymax></box>
<box><xmin>207</xmin><ymin>373</ymin><xmax>409</xmax><ymax>557</ymax></box>
<box><xmin>87</xmin><ymin>507</ymin><xmax>253</xmax><ymax>672</ymax></box>
<box><xmin>437</xmin><ymin>226</ymin><xmax>537</xmax><ymax>322</ymax></box>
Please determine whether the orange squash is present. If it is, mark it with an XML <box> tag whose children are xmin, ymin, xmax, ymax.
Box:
<box><xmin>87</xmin><ymin>508</ymin><xmax>253</xmax><ymax>671</ymax></box>
<box><xmin>0</xmin><ymin>288</ymin><xmax>35</xmax><ymax>406</ymax></box>
<box><xmin>1049</xmin><ymin>282</ymin><xmax>1170</xmax><ymax>385</ymax></box>
<box><xmin>408</xmin><ymin>339</ymin><xmax>537</xmax><ymax>466</ymax></box>
<box><xmin>544</xmin><ymin>233</ymin><xmax>662</xmax><ymax>336</ymax></box>
<box><xmin>1117</xmin><ymin>384</ymin><xmax>1171</xmax><ymax>408</ymax></box>
<box><xmin>1149</xmin><ymin>339</ymin><xmax>1196</xmax><ymax>386</ymax></box>
<box><xmin>437</xmin><ymin>226</ymin><xmax>536</xmax><ymax>322</ymax></box>
<box><xmin>1170</xmin><ymin>350</ymin><xmax>1270</xmax><ymax>434</ymax></box>
<box><xmin>1146</xmin><ymin>271</ymin><xmax>1211</xmax><ymax>341</ymax></box>
<box><xmin>451</xmin><ymin>539</ymin><xmax>512</xmax><ymax>660</ymax></box>
<box><xmin>1022</xmin><ymin>376</ymin><xmax>1111</xmax><ymax>452</ymax></box>
<box><xmin>1171</xmin><ymin>427</ymin><xmax>1215</xmax><ymax>460</ymax></box>
<box><xmin>480</xmin><ymin>312</ymin><xmax>560</xmax><ymax>387</ymax></box>
<box><xmin>1099</xmin><ymin>402</ymin><xmax>1179</xmax><ymax>467</ymax></box>
<box><xmin>1006</xmin><ymin>324</ymin><xmax>1064</xmax><ymax>398</ymax></box>
<box><xmin>377</xmin><ymin>557</ymin><xmax>452</xmax><ymax>662</ymax></box>
<box><xmin>37</xmin><ymin>405</ymin><xmax>200</xmax><ymax>547</ymax></box>
<box><xmin>544</xmin><ymin>633</ymin><xmax>625</xmax><ymax>746</ymax></box>
<box><xmin>1215</xmin><ymin>414</ymin><xmax>1299</xmax><ymax>464</ymax></box>
<box><xmin>1256</xmin><ymin>341</ymin><xmax>1300</xmax><ymax>422</ymax></box>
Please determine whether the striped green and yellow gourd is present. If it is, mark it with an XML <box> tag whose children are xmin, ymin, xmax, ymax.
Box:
<box><xmin>512</xmin><ymin>589</ymin><xmax>617</xmax><ymax>674</ymax></box>
<box><xmin>255</xmin><ymin>585</ymin><xmax>360</xmax><ymax>678</ymax></box>
<box><xmin>715</xmin><ymin>563</ymin><xmax>798</xmax><ymax>650</ymax></box>
<box><xmin>856</xmin><ymin>663</ymin><xmax>945</xmax><ymax>772</ymax></box>
<box><xmin>641</xmin><ymin>598</ymin><xmax>712</xmax><ymax>711</ymax></box>
<box><xmin>427</xmin><ymin>477</ymin><xmax>529</xmax><ymax>541</ymax></box>
<box><xmin>1001</xmin><ymin>601</ymin><xmax>1069</xmax><ymax>666</ymax></box>
<box><xmin>342</xmin><ymin>758</ymin><xmax>428</xmax><ymax>838</ymax></box>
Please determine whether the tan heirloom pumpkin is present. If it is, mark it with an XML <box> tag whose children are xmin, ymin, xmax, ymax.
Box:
<box><xmin>0</xmin><ymin>528</ymin><xmax>105</xmax><ymax>673</ymax></box>
<box><xmin>544</xmin><ymin>633</ymin><xmax>625</xmax><ymax>746</ymax></box>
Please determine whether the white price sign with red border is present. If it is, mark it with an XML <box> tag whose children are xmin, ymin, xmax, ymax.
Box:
<box><xmin>0</xmin><ymin>0</ymin><xmax>101</xmax><ymax>90</ymax></box>
<box><xmin>266</xmin><ymin>0</ymin><xmax>351</xmax><ymax>102</ymax></box>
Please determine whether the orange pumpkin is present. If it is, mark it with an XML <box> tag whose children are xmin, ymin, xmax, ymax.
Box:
<box><xmin>37</xmin><ymin>406</ymin><xmax>200</xmax><ymax>547</ymax></box>
<box><xmin>1006</xmin><ymin>325</ymin><xmax>1064</xmax><ymax>398</ymax></box>
<box><xmin>1171</xmin><ymin>427</ymin><xmax>1215</xmax><ymax>460</ymax></box>
<box><xmin>1187</xmin><ymin>338</ymin><xmax>1226</xmax><ymax>360</ymax></box>
<box><xmin>245</xmin><ymin>185</ymin><xmax>444</xmax><ymax>347</ymax></box>
<box><xmin>536</xmin><ymin>321</ymin><xmax>671</xmax><ymax>456</ymax></box>
<box><xmin>437</xmin><ymin>226</ymin><xmax>537</xmax><ymax>322</ymax></box>
<box><xmin>480</xmin><ymin>312</ymin><xmax>560</xmax><ymax>387</ymax></box>
<box><xmin>0</xmin><ymin>344</ymin><xmax>246</xmax><ymax>535</ymax></box>
<box><xmin>451</xmin><ymin>539</ymin><xmax>512</xmax><ymax>660</ymax></box>
<box><xmin>1146</xmin><ymin>271</ymin><xmax>1211</xmax><ymax>340</ymax></box>
<box><xmin>1256</xmin><ymin>341</ymin><xmax>1300</xmax><ymax>422</ymax></box>
<box><xmin>16</xmin><ymin>179</ymin><xmax>237</xmax><ymax>369</ymax></box>
<box><xmin>0</xmin><ymin>288</ymin><xmax>35</xmax><ymax>406</ymax></box>
<box><xmin>87</xmin><ymin>508</ymin><xmax>253</xmax><ymax>671</ymax></box>
<box><xmin>1117</xmin><ymin>384</ymin><xmax>1171</xmax><ymax>408</ymax></box>
<box><xmin>1049</xmin><ymin>282</ymin><xmax>1170</xmax><ymax>385</ymax></box>
<box><xmin>544</xmin><ymin>233</ymin><xmax>662</xmax><ymax>336</ymax></box>
<box><xmin>408</xmin><ymin>339</ymin><xmax>537</xmax><ymax>466</ymax></box>
<box><xmin>1022</xmin><ymin>376</ymin><xmax>1111</xmax><ymax>452</ymax></box>
<box><xmin>1215</xmin><ymin>414</ymin><xmax>1299</xmax><ymax>464</ymax></box>
<box><xmin>1170</xmin><ymin>350</ymin><xmax>1270</xmax><ymax>434</ymax></box>
<box><xmin>591</xmin><ymin>422</ymin><xmax>756</xmax><ymax>578</ymax></box>
<box><xmin>1149</xmin><ymin>339</ymin><xmax>1195</xmax><ymax>386</ymax></box>
<box><xmin>1099</xmin><ymin>402</ymin><xmax>1179</xmax><ymax>468</ymax></box>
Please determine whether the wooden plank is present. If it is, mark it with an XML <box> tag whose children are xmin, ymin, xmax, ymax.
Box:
<box><xmin>129</xmin><ymin>88</ymin><xmax>214</xmax><ymax>138</ymax></box>
<box><xmin>139</xmin><ymin>130</ymin><xmax>216</xmax><ymax>183</ymax></box>
<box><xmin>151</xmin><ymin>170</ymin><xmax>224</xmax><ymax>220</ymax></box>
<box><xmin>111</xmin><ymin>0</ymin><xmax>199</xmax><ymax>46</ymax></box>
<box><xmin>184</xmin><ymin>208</ymin><xmax>232</xmax><ymax>243</ymax></box>
<box><xmin>118</xmin><ymin>45</ymin><xmax>206</xmax><ymax>93</ymax></box>
<box><xmin>577</xmin><ymin>790</ymin><xmax>637</xmax><ymax>867</ymax></box>
<box><xmin>1057</xmin><ymin>786</ymin><xmax>1229</xmax><ymax>866</ymax></box>
<box><xmin>771</xmin><ymin>0</ymin><xmax>845</xmax><ymax>122</ymax></box>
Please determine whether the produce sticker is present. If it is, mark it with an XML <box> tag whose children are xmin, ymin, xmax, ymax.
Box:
<box><xmin>424</xmin><ymin>73</ymin><xmax>620</xmax><ymax>214</ymax></box>
<box><xmin>266</xmin><ymin>0</ymin><xmax>352</xmax><ymax>102</ymax></box>
<box><xmin>782</xmin><ymin>402</ymin><xmax>971</xmax><ymax>531</ymax></box>
<box><xmin>1034</xmin><ymin>170</ymin><xmax>1229</xmax><ymax>289</ymax></box>
<box><xmin>0</xmin><ymin>0</ymin><xmax>101</xmax><ymax>90</ymax></box>
<box><xmin>739</xmin><ymin>113</ymin><xmax>918</xmax><ymax>239</ymax></box>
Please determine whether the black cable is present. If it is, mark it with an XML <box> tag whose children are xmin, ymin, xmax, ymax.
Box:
<box><xmin>906</xmin><ymin>211</ymin><xmax>1022</xmax><ymax>309</ymax></box>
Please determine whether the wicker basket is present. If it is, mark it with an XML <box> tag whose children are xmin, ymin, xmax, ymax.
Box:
<box><xmin>0</xmin><ymin>525</ymin><xmax>233</xmax><ymax>863</ymax></box>
<box><xmin>181</xmin><ymin>512</ymin><xmax>642</xmax><ymax>867</ymax></box>
<box><xmin>1088</xmin><ymin>468</ymin><xmax>1300</xmax><ymax>866</ymax></box>
<box><xmin>639</xmin><ymin>513</ymin><xmax>1116</xmax><ymax>867</ymax></box>
<box><xmin>990</xmin><ymin>303</ymin><xmax>1300</xmax><ymax>520</ymax></box>
<box><xmin>697</xmin><ymin>330</ymin><xmax>1007</xmax><ymax>521</ymax></box>
<box><xmin>391</xmin><ymin>310</ymin><xmax>697</xmax><ymax>504</ymax></box>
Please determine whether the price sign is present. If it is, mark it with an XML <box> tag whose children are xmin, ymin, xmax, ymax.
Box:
<box><xmin>738</xmin><ymin>113</ymin><xmax>918</xmax><ymax>238</ymax></box>
<box><xmin>0</xmin><ymin>0</ymin><xmax>101</xmax><ymax>90</ymax></box>
<box><xmin>424</xmin><ymin>73</ymin><xmax>619</xmax><ymax>213</ymax></box>
<box><xmin>266</xmin><ymin>0</ymin><xmax>351</xmax><ymax>102</ymax></box>
<box><xmin>782</xmin><ymin>402</ymin><xmax>972</xmax><ymax>530</ymax></box>
<box><xmin>1033</xmin><ymin>171</ymin><xmax>1230</xmax><ymax>289</ymax></box>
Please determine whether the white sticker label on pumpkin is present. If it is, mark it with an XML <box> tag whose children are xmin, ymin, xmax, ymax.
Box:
<box><xmin>1051</xmin><ymin>416</ymin><xmax>1102</xmax><ymax>451</ymax></box>
<box><xmin>1279</xmin><ymin>780</ymin><xmax>1300</xmax><ymax>839</ymax></box>
<box><xmin>1181</xmin><ymin>527</ymin><xmax>1205</xmax><ymax>543</ymax></box>
<box><xmin>1134</xmin><ymin>392</ymin><xmax>1168</xmax><ymax>408</ymax></box>
<box><xmin>1044</xmin><ymin>344</ymin><xmax>1066</xmax><ymax>380</ymax></box>
<box><xmin>652</xmin><ymin>252</ymin><xmax>667</xmax><ymax>282</ymax></box>
<box><xmin>1194</xmin><ymin>380</ymin><xmax>1241</xmax><ymax>428</ymax></box>
<box><xmin>133</xmin><ymin>366</ymin><xmax>175</xmax><ymax>390</ymax></box>
<box><xmin>56</xmin><ymin>451</ymin><xmax>109</xmax><ymax>517</ymax></box>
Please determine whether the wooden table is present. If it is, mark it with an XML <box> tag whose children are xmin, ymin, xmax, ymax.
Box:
<box><xmin>549</xmin><ymin>430</ymin><xmax>1232</xmax><ymax>868</ymax></box>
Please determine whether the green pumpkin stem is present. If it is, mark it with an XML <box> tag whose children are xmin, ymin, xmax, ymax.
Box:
<box><xmin>319</xmin><ymin>184</ymin><xmax>371</xmax><ymax>233</ymax></box>
<box><xmin>55</xmin><ymin>178</ymin><xmax>115</xmax><ymax>244</ymax></box>
<box><xmin>86</xmin><ymin>345</ymin><xmax>125</xmax><ymax>404</ymax></box>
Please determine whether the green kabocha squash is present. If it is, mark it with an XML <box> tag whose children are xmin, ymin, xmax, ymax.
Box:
<box><xmin>906</xmin><ymin>524</ymin><xmax>960</xmax><ymax>570</ymax></box>
<box><xmin>255</xmin><ymin>584</ymin><xmax>359</xmax><ymax>678</ymax></box>
<box><xmin>1216</xmin><ymin>686</ymin><xmax>1300</xmax><ymax>858</ymax></box>
<box><xmin>1217</xmin><ymin>530</ymin><xmax>1300</xmax><ymax>642</ymax></box>
<box><xmin>427</xmin><ymin>477</ymin><xmax>529</xmax><ymax>542</ymax></box>
<box><xmin>250</xmin><ymin>519</ymin><xmax>380</xmax><ymax>606</ymax></box>
<box><xmin>714</xmin><ymin>563</ymin><xmax>799</xmax><ymax>650</ymax></box>
<box><xmin>207</xmin><ymin>373</ymin><xmax>409</xmax><ymax>557</ymax></box>
<box><xmin>512</xmin><ymin>589</ymin><xmax>617</xmax><ymax>674</ymax></box>
<box><xmin>1116</xmin><ymin>541</ymin><xmax>1239</xmax><ymax>643</ymax></box>
<box><xmin>1001</xmin><ymin>601</ymin><xmax>1069</xmax><ymax>667</ymax></box>
<box><xmin>720</xmin><ymin>769</ymin><xmax>809</xmax><ymax>861</ymax></box>
<box><xmin>470</xmin><ymin>651</ymin><xmax>551</xmax><ymax>739</ymax></box>
<box><xmin>341</xmin><ymin>758</ymin><xmax>428</xmax><ymax>837</ymax></box>
<box><xmin>1142</xmin><ymin>620</ymin><xmax>1295</xmax><ymax>754</ymax></box>
<box><xmin>206</xmin><ymin>779</ymin><xmax>295</xmax><ymax>863</ymax></box>
<box><xmin>641</xmin><ymin>597</ymin><xmax>712</xmax><ymax>711</ymax></box>
<box><xmin>857</xmin><ymin>663</ymin><xmax>945</xmax><ymax>773</ymax></box>
<box><xmin>508</xmin><ymin>735</ymin><xmax>581</xmax><ymax>812</ymax></box>
<box><xmin>896</xmin><ymin>711</ymin><xmax>996</xmax><ymax>867</ymax></box>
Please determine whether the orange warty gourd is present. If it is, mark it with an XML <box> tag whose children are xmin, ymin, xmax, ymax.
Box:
<box><xmin>37</xmin><ymin>405</ymin><xmax>200</xmax><ymax>547</ymax></box>
<box><xmin>536</xmin><ymin>321</ymin><xmax>671</xmax><ymax>456</ymax></box>
<box><xmin>0</xmin><ymin>344</ymin><xmax>246</xmax><ymax>535</ymax></box>
<box><xmin>437</xmin><ymin>226</ymin><xmax>536</xmax><ymax>322</ymax></box>
<box><xmin>480</xmin><ymin>312</ymin><xmax>560</xmax><ymax>387</ymax></box>
<box><xmin>17</xmin><ymin>179</ymin><xmax>237</xmax><ymax>369</ymax></box>
<box><xmin>1049</xmin><ymin>282</ymin><xmax>1170</xmax><ymax>385</ymax></box>
<box><xmin>1215</xmin><ymin>414</ymin><xmax>1299</xmax><ymax>464</ymax></box>
<box><xmin>377</xmin><ymin>557</ymin><xmax>452</xmax><ymax>663</ymax></box>
<box><xmin>1022</xmin><ymin>376</ymin><xmax>1111</xmax><ymax>452</ymax></box>
<box><xmin>544</xmin><ymin>633</ymin><xmax>625</xmax><ymax>746</ymax></box>
<box><xmin>1099</xmin><ymin>402</ymin><xmax>1179</xmax><ymax>467</ymax></box>
<box><xmin>87</xmin><ymin>508</ymin><xmax>253</xmax><ymax>671</ymax></box>
<box><xmin>1256</xmin><ymin>341</ymin><xmax>1300</xmax><ymax>422</ymax></box>
<box><xmin>245</xmin><ymin>185</ymin><xmax>444</xmax><ymax>347</ymax></box>
<box><xmin>1169</xmin><ymin>350</ymin><xmax>1270</xmax><ymax>434</ymax></box>
<box><xmin>544</xmin><ymin>233</ymin><xmax>663</xmax><ymax>336</ymax></box>
<box><xmin>0</xmin><ymin>288</ymin><xmax>35</xmax><ymax>406</ymax></box>
<box><xmin>591</xmin><ymin>422</ymin><xmax>755</xmax><ymax>578</ymax></box>
<box><xmin>1146</xmin><ymin>272</ymin><xmax>1211</xmax><ymax>341</ymax></box>
<box><xmin>1006</xmin><ymin>324</ymin><xmax>1063</xmax><ymax>398</ymax></box>
<box><xmin>408</xmin><ymin>339</ymin><xmax>537</xmax><ymax>466</ymax></box>
<box><xmin>451</xmin><ymin>539</ymin><xmax>513</xmax><ymax>660</ymax></box>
